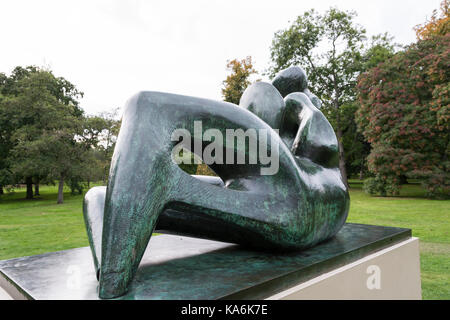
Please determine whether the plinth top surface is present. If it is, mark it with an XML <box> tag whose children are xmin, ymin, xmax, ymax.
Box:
<box><xmin>0</xmin><ymin>223</ymin><xmax>411</xmax><ymax>300</ymax></box>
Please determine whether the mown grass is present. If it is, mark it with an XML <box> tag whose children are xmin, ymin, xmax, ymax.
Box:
<box><xmin>0</xmin><ymin>181</ymin><xmax>448</xmax><ymax>299</ymax></box>
<box><xmin>347</xmin><ymin>180</ymin><xmax>449</xmax><ymax>300</ymax></box>
<box><xmin>0</xmin><ymin>185</ymin><xmax>91</xmax><ymax>259</ymax></box>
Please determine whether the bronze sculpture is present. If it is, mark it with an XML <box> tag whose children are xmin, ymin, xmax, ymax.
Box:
<box><xmin>83</xmin><ymin>66</ymin><xmax>349</xmax><ymax>299</ymax></box>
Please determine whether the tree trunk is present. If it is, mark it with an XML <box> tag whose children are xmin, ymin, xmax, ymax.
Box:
<box><xmin>103</xmin><ymin>166</ymin><xmax>108</xmax><ymax>185</ymax></box>
<box><xmin>359</xmin><ymin>167</ymin><xmax>364</xmax><ymax>180</ymax></box>
<box><xmin>0</xmin><ymin>185</ymin><xmax>3</xmax><ymax>195</ymax></box>
<box><xmin>34</xmin><ymin>180</ymin><xmax>40</xmax><ymax>196</ymax></box>
<box><xmin>332</xmin><ymin>80</ymin><xmax>348</xmax><ymax>189</ymax></box>
<box><xmin>57</xmin><ymin>176</ymin><xmax>64</xmax><ymax>204</ymax></box>
<box><xmin>399</xmin><ymin>175</ymin><xmax>408</xmax><ymax>185</ymax></box>
<box><xmin>26</xmin><ymin>176</ymin><xmax>33</xmax><ymax>199</ymax></box>
<box><xmin>335</xmin><ymin>126</ymin><xmax>349</xmax><ymax>189</ymax></box>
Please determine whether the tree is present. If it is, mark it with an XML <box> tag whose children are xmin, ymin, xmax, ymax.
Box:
<box><xmin>356</xmin><ymin>34</ymin><xmax>449</xmax><ymax>198</ymax></box>
<box><xmin>0</xmin><ymin>67</ymin><xmax>40</xmax><ymax>196</ymax></box>
<box><xmin>1</xmin><ymin>69</ymin><xmax>62</xmax><ymax>199</ymax></box>
<box><xmin>0</xmin><ymin>95</ymin><xmax>14</xmax><ymax>194</ymax></box>
<box><xmin>414</xmin><ymin>0</ymin><xmax>449</xmax><ymax>40</ymax></box>
<box><xmin>343</xmin><ymin>34</ymin><xmax>397</xmax><ymax>179</ymax></box>
<box><xmin>82</xmin><ymin>108</ymin><xmax>121</xmax><ymax>184</ymax></box>
<box><xmin>0</xmin><ymin>67</ymin><xmax>85</xmax><ymax>202</ymax></box>
<box><xmin>13</xmin><ymin>122</ymin><xmax>88</xmax><ymax>204</ymax></box>
<box><xmin>204</xmin><ymin>58</ymin><xmax>256</xmax><ymax>175</ymax></box>
<box><xmin>222</xmin><ymin>56</ymin><xmax>258</xmax><ymax>104</ymax></box>
<box><xmin>268</xmin><ymin>8</ymin><xmax>368</xmax><ymax>187</ymax></box>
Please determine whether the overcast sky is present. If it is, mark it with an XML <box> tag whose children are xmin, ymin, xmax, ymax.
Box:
<box><xmin>0</xmin><ymin>0</ymin><xmax>442</xmax><ymax>115</ymax></box>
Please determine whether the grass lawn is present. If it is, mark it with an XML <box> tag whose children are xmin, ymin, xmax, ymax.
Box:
<box><xmin>0</xmin><ymin>182</ymin><xmax>449</xmax><ymax>299</ymax></box>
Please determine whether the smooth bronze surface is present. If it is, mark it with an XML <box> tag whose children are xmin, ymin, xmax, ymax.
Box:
<box><xmin>83</xmin><ymin>67</ymin><xmax>350</xmax><ymax>298</ymax></box>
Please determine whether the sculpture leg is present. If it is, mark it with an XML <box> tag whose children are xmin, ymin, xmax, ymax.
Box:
<box><xmin>83</xmin><ymin>186</ymin><xmax>106</xmax><ymax>278</ymax></box>
<box><xmin>99</xmin><ymin>159</ymin><xmax>172</xmax><ymax>298</ymax></box>
<box><xmin>82</xmin><ymin>178</ymin><xmax>224</xmax><ymax>279</ymax></box>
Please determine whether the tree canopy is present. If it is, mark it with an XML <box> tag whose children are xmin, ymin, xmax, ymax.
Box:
<box><xmin>222</xmin><ymin>56</ymin><xmax>258</xmax><ymax>105</ymax></box>
<box><xmin>0</xmin><ymin>66</ymin><xmax>120</xmax><ymax>203</ymax></box>
<box><xmin>357</xmin><ymin>34</ymin><xmax>449</xmax><ymax>197</ymax></box>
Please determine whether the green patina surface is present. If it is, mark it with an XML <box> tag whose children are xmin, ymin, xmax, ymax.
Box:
<box><xmin>118</xmin><ymin>224</ymin><xmax>409</xmax><ymax>300</ymax></box>
<box><xmin>83</xmin><ymin>67</ymin><xmax>350</xmax><ymax>298</ymax></box>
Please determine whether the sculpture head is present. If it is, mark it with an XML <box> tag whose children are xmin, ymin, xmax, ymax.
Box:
<box><xmin>271</xmin><ymin>66</ymin><xmax>308</xmax><ymax>98</ymax></box>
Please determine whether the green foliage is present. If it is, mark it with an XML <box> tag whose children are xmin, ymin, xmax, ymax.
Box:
<box><xmin>361</xmin><ymin>33</ymin><xmax>399</xmax><ymax>70</ymax></box>
<box><xmin>0</xmin><ymin>66</ymin><xmax>120</xmax><ymax>203</ymax></box>
<box><xmin>357</xmin><ymin>34</ymin><xmax>450</xmax><ymax>198</ymax></box>
<box><xmin>362</xmin><ymin>177</ymin><xmax>380</xmax><ymax>195</ymax></box>
<box><xmin>337</xmin><ymin>102</ymin><xmax>371</xmax><ymax>178</ymax></box>
<box><xmin>81</xmin><ymin>108</ymin><xmax>121</xmax><ymax>183</ymax></box>
<box><xmin>222</xmin><ymin>56</ymin><xmax>257</xmax><ymax>104</ymax></box>
<box><xmin>1</xmin><ymin>69</ymin><xmax>87</xmax><ymax>202</ymax></box>
<box><xmin>268</xmin><ymin>8</ymin><xmax>366</xmax><ymax>105</ymax></box>
<box><xmin>267</xmin><ymin>8</ymin><xmax>395</xmax><ymax>184</ymax></box>
<box><xmin>0</xmin><ymin>66</ymin><xmax>83</xmax><ymax>115</ymax></box>
<box><xmin>363</xmin><ymin>176</ymin><xmax>400</xmax><ymax>197</ymax></box>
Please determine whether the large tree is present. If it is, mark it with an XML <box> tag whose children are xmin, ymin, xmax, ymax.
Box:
<box><xmin>0</xmin><ymin>67</ymin><xmax>42</xmax><ymax>195</ymax></box>
<box><xmin>342</xmin><ymin>35</ymin><xmax>397</xmax><ymax>179</ymax></box>
<box><xmin>0</xmin><ymin>67</ymin><xmax>85</xmax><ymax>202</ymax></box>
<box><xmin>267</xmin><ymin>8</ymin><xmax>368</xmax><ymax>187</ymax></box>
<box><xmin>356</xmin><ymin>34</ymin><xmax>449</xmax><ymax>197</ymax></box>
<box><xmin>222</xmin><ymin>56</ymin><xmax>258</xmax><ymax>105</ymax></box>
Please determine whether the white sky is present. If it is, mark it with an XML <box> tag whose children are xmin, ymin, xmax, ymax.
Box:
<box><xmin>0</xmin><ymin>0</ymin><xmax>442</xmax><ymax>116</ymax></box>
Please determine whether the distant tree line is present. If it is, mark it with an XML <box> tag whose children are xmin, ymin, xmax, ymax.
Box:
<box><xmin>0</xmin><ymin>66</ymin><xmax>120</xmax><ymax>203</ymax></box>
<box><xmin>0</xmin><ymin>3</ymin><xmax>447</xmax><ymax>203</ymax></box>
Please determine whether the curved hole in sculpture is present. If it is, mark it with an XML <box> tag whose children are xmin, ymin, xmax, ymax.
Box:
<box><xmin>176</xmin><ymin>147</ymin><xmax>218</xmax><ymax>177</ymax></box>
<box><xmin>171</xmin><ymin>144</ymin><xmax>256</xmax><ymax>192</ymax></box>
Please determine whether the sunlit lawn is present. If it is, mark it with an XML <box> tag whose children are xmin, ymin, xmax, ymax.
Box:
<box><xmin>0</xmin><ymin>181</ymin><xmax>448</xmax><ymax>299</ymax></box>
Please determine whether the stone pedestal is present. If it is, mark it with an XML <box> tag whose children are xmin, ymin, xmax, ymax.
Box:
<box><xmin>267</xmin><ymin>237</ymin><xmax>421</xmax><ymax>299</ymax></box>
<box><xmin>0</xmin><ymin>223</ymin><xmax>420</xmax><ymax>300</ymax></box>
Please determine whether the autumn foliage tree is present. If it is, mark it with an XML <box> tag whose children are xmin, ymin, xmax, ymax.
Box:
<box><xmin>222</xmin><ymin>56</ymin><xmax>257</xmax><ymax>104</ymax></box>
<box><xmin>414</xmin><ymin>0</ymin><xmax>449</xmax><ymax>40</ymax></box>
<box><xmin>356</xmin><ymin>34</ymin><xmax>449</xmax><ymax>198</ymax></box>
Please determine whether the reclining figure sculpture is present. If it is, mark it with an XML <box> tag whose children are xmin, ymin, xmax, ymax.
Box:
<box><xmin>83</xmin><ymin>66</ymin><xmax>350</xmax><ymax>299</ymax></box>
